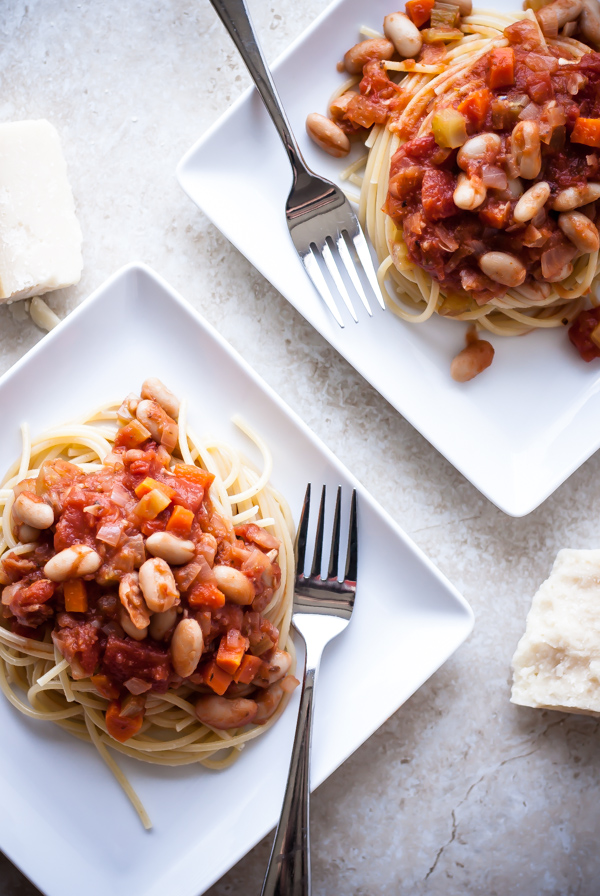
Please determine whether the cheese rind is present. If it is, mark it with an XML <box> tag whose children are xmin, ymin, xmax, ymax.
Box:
<box><xmin>511</xmin><ymin>549</ymin><xmax>600</xmax><ymax>716</ymax></box>
<box><xmin>0</xmin><ymin>120</ymin><xmax>83</xmax><ymax>302</ymax></box>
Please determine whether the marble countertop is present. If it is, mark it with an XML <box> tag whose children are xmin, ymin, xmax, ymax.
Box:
<box><xmin>1</xmin><ymin>1</ymin><xmax>599</xmax><ymax>894</ymax></box>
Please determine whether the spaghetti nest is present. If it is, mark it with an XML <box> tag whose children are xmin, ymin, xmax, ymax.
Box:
<box><xmin>336</xmin><ymin>8</ymin><xmax>600</xmax><ymax>337</ymax></box>
<box><xmin>0</xmin><ymin>382</ymin><xmax>296</xmax><ymax>828</ymax></box>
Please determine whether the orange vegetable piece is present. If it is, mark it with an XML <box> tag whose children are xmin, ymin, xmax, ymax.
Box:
<box><xmin>166</xmin><ymin>505</ymin><xmax>194</xmax><ymax>536</ymax></box>
<box><xmin>233</xmin><ymin>653</ymin><xmax>263</xmax><ymax>684</ymax></box>
<box><xmin>188</xmin><ymin>581</ymin><xmax>226</xmax><ymax>610</ymax></box>
<box><xmin>114</xmin><ymin>419</ymin><xmax>152</xmax><ymax>449</ymax></box>
<box><xmin>406</xmin><ymin>0</ymin><xmax>434</xmax><ymax>27</ymax></box>
<box><xmin>63</xmin><ymin>579</ymin><xmax>88</xmax><ymax>613</ymax></box>
<box><xmin>203</xmin><ymin>659</ymin><xmax>233</xmax><ymax>696</ymax></box>
<box><xmin>488</xmin><ymin>48</ymin><xmax>514</xmax><ymax>90</ymax></box>
<box><xmin>216</xmin><ymin>629</ymin><xmax>250</xmax><ymax>675</ymax></box>
<box><xmin>571</xmin><ymin>117</ymin><xmax>600</xmax><ymax>148</ymax></box>
<box><xmin>458</xmin><ymin>88</ymin><xmax>492</xmax><ymax>129</ymax></box>
<box><xmin>91</xmin><ymin>673</ymin><xmax>120</xmax><ymax>701</ymax></box>
<box><xmin>105</xmin><ymin>700</ymin><xmax>144</xmax><ymax>743</ymax></box>
<box><xmin>134</xmin><ymin>477</ymin><xmax>177</xmax><ymax>500</ymax></box>
<box><xmin>134</xmin><ymin>488</ymin><xmax>171</xmax><ymax>520</ymax></box>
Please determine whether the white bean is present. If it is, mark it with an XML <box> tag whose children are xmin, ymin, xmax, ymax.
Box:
<box><xmin>457</xmin><ymin>133</ymin><xmax>502</xmax><ymax>170</ymax></box>
<box><xmin>479</xmin><ymin>252</ymin><xmax>527</xmax><ymax>287</ymax></box>
<box><xmin>149</xmin><ymin>607</ymin><xmax>178</xmax><ymax>641</ymax></box>
<box><xmin>447</xmin><ymin>0</ymin><xmax>472</xmax><ymax>13</ymax></box>
<box><xmin>558</xmin><ymin>210</ymin><xmax>600</xmax><ymax>253</ymax></box>
<box><xmin>145</xmin><ymin>532</ymin><xmax>195</xmax><ymax>565</ymax></box>
<box><xmin>513</xmin><ymin>181</ymin><xmax>551</xmax><ymax>223</ymax></box>
<box><xmin>537</xmin><ymin>0</ymin><xmax>583</xmax><ymax>34</ymax></box>
<box><xmin>120</xmin><ymin>609</ymin><xmax>148</xmax><ymax>641</ymax></box>
<box><xmin>141</xmin><ymin>378</ymin><xmax>180</xmax><ymax>420</ymax></box>
<box><xmin>254</xmin><ymin>650</ymin><xmax>293</xmax><ymax>687</ymax></box>
<box><xmin>195</xmin><ymin>695</ymin><xmax>258</xmax><ymax>729</ymax></box>
<box><xmin>343</xmin><ymin>37</ymin><xmax>396</xmax><ymax>73</ymax></box>
<box><xmin>44</xmin><ymin>545</ymin><xmax>102</xmax><ymax>582</ymax></box>
<box><xmin>138</xmin><ymin>557</ymin><xmax>180</xmax><ymax>612</ymax></box>
<box><xmin>170</xmin><ymin>618</ymin><xmax>204</xmax><ymax>678</ymax></box>
<box><xmin>511</xmin><ymin>121</ymin><xmax>541</xmax><ymax>180</ymax></box>
<box><xmin>136</xmin><ymin>399</ymin><xmax>179</xmax><ymax>452</ymax></box>
<box><xmin>305</xmin><ymin>113</ymin><xmax>350</xmax><ymax>158</ymax></box>
<box><xmin>119</xmin><ymin>572</ymin><xmax>150</xmax><ymax>629</ymax></box>
<box><xmin>453</xmin><ymin>173</ymin><xmax>486</xmax><ymax>211</ymax></box>
<box><xmin>450</xmin><ymin>339</ymin><xmax>495</xmax><ymax>382</ymax></box>
<box><xmin>553</xmin><ymin>183</ymin><xmax>600</xmax><ymax>211</ymax></box>
<box><xmin>580</xmin><ymin>0</ymin><xmax>600</xmax><ymax>45</ymax></box>
<box><xmin>254</xmin><ymin>683</ymin><xmax>285</xmax><ymax>724</ymax></box>
<box><xmin>12</xmin><ymin>492</ymin><xmax>54</xmax><ymax>530</ymax></box>
<box><xmin>212</xmin><ymin>565</ymin><xmax>255</xmax><ymax>605</ymax></box>
<box><xmin>17</xmin><ymin>524</ymin><xmax>40</xmax><ymax>544</ymax></box>
<box><xmin>383</xmin><ymin>13</ymin><xmax>422</xmax><ymax>58</ymax></box>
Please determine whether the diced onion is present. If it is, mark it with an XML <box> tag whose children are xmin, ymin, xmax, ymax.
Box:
<box><xmin>97</xmin><ymin>523</ymin><xmax>123</xmax><ymax>547</ymax></box>
<box><xmin>481</xmin><ymin>165</ymin><xmax>508</xmax><ymax>189</ymax></box>
<box><xmin>125</xmin><ymin>678</ymin><xmax>152</xmax><ymax>695</ymax></box>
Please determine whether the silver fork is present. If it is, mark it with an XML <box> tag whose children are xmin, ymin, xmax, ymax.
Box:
<box><xmin>261</xmin><ymin>484</ymin><xmax>358</xmax><ymax>896</ymax></box>
<box><xmin>208</xmin><ymin>0</ymin><xmax>385</xmax><ymax>327</ymax></box>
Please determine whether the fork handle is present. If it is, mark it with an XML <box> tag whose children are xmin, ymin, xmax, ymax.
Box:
<box><xmin>208</xmin><ymin>0</ymin><xmax>309</xmax><ymax>181</ymax></box>
<box><xmin>261</xmin><ymin>660</ymin><xmax>317</xmax><ymax>896</ymax></box>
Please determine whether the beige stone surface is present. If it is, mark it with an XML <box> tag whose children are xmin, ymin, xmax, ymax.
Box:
<box><xmin>1</xmin><ymin>1</ymin><xmax>599</xmax><ymax>895</ymax></box>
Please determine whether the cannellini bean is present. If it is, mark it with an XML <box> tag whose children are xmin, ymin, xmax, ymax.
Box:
<box><xmin>138</xmin><ymin>557</ymin><xmax>180</xmax><ymax>612</ymax></box>
<box><xmin>44</xmin><ymin>545</ymin><xmax>102</xmax><ymax>582</ymax></box>
<box><xmin>145</xmin><ymin>532</ymin><xmax>195</xmax><ymax>565</ymax></box>
<box><xmin>383</xmin><ymin>13</ymin><xmax>422</xmax><ymax>58</ymax></box>
<box><xmin>12</xmin><ymin>492</ymin><xmax>54</xmax><ymax>530</ymax></box>
<box><xmin>170</xmin><ymin>618</ymin><xmax>204</xmax><ymax>678</ymax></box>
<box><xmin>453</xmin><ymin>173</ymin><xmax>486</xmax><ymax>211</ymax></box>
<box><xmin>141</xmin><ymin>377</ymin><xmax>180</xmax><ymax>420</ymax></box>
<box><xmin>149</xmin><ymin>607</ymin><xmax>178</xmax><ymax>641</ymax></box>
<box><xmin>479</xmin><ymin>252</ymin><xmax>527</xmax><ymax>287</ymax></box>
<box><xmin>580</xmin><ymin>0</ymin><xmax>600</xmax><ymax>46</ymax></box>
<box><xmin>457</xmin><ymin>133</ymin><xmax>502</xmax><ymax>170</ymax></box>
<box><xmin>254</xmin><ymin>683</ymin><xmax>285</xmax><ymax>724</ymax></box>
<box><xmin>343</xmin><ymin>37</ymin><xmax>395</xmax><ymax>73</ymax></box>
<box><xmin>119</xmin><ymin>572</ymin><xmax>150</xmax><ymax>629</ymax></box>
<box><xmin>17</xmin><ymin>524</ymin><xmax>40</xmax><ymax>544</ymax></box>
<box><xmin>511</xmin><ymin>121</ymin><xmax>541</xmax><ymax>180</ymax></box>
<box><xmin>513</xmin><ymin>181</ymin><xmax>551</xmax><ymax>223</ymax></box>
<box><xmin>212</xmin><ymin>565</ymin><xmax>255</xmax><ymax>605</ymax></box>
<box><xmin>537</xmin><ymin>0</ymin><xmax>583</xmax><ymax>35</ymax></box>
<box><xmin>120</xmin><ymin>609</ymin><xmax>148</xmax><ymax>641</ymax></box>
<box><xmin>552</xmin><ymin>183</ymin><xmax>600</xmax><ymax>211</ymax></box>
<box><xmin>506</xmin><ymin>177</ymin><xmax>524</xmax><ymax>199</ymax></box>
<box><xmin>136</xmin><ymin>399</ymin><xmax>179</xmax><ymax>452</ymax></box>
<box><xmin>558</xmin><ymin>210</ymin><xmax>600</xmax><ymax>253</ymax></box>
<box><xmin>254</xmin><ymin>649</ymin><xmax>293</xmax><ymax>687</ymax></box>
<box><xmin>447</xmin><ymin>0</ymin><xmax>472</xmax><ymax>13</ymax></box>
<box><xmin>450</xmin><ymin>338</ymin><xmax>495</xmax><ymax>382</ymax></box>
<box><xmin>305</xmin><ymin>113</ymin><xmax>350</xmax><ymax>158</ymax></box>
<box><xmin>195</xmin><ymin>695</ymin><xmax>258</xmax><ymax>729</ymax></box>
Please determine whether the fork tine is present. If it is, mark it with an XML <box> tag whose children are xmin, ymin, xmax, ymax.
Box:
<box><xmin>344</xmin><ymin>489</ymin><xmax>358</xmax><ymax>582</ymax></box>
<box><xmin>320</xmin><ymin>241</ymin><xmax>358</xmax><ymax>323</ymax></box>
<box><xmin>295</xmin><ymin>483</ymin><xmax>311</xmax><ymax>577</ymax></box>
<box><xmin>310</xmin><ymin>485</ymin><xmax>327</xmax><ymax>578</ymax></box>
<box><xmin>337</xmin><ymin>233</ymin><xmax>372</xmax><ymax>317</ymax></box>
<box><xmin>300</xmin><ymin>247</ymin><xmax>344</xmax><ymax>328</ymax></box>
<box><xmin>327</xmin><ymin>486</ymin><xmax>342</xmax><ymax>580</ymax></box>
<box><xmin>352</xmin><ymin>230</ymin><xmax>386</xmax><ymax>311</ymax></box>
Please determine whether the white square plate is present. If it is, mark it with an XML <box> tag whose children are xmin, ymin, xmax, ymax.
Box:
<box><xmin>177</xmin><ymin>0</ymin><xmax>600</xmax><ymax>518</ymax></box>
<box><xmin>0</xmin><ymin>263</ymin><xmax>473</xmax><ymax>896</ymax></box>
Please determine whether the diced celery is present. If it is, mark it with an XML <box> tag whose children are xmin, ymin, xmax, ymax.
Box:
<box><xmin>431</xmin><ymin>107</ymin><xmax>468</xmax><ymax>148</ymax></box>
<box><xmin>431</xmin><ymin>2</ymin><xmax>460</xmax><ymax>28</ymax></box>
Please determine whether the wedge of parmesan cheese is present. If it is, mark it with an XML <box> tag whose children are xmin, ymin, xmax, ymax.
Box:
<box><xmin>511</xmin><ymin>549</ymin><xmax>600</xmax><ymax>716</ymax></box>
<box><xmin>0</xmin><ymin>120</ymin><xmax>82</xmax><ymax>303</ymax></box>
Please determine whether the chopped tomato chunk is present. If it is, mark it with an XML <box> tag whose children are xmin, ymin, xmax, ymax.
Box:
<box><xmin>571</xmin><ymin>117</ymin><xmax>600</xmax><ymax>148</ymax></box>
<box><xmin>458</xmin><ymin>88</ymin><xmax>492</xmax><ymax>129</ymax></box>
<box><xmin>488</xmin><ymin>48</ymin><xmax>514</xmax><ymax>89</ymax></box>
<box><xmin>569</xmin><ymin>308</ymin><xmax>600</xmax><ymax>361</ymax></box>
<box><xmin>106</xmin><ymin>699</ymin><xmax>144</xmax><ymax>742</ymax></box>
<box><xmin>406</xmin><ymin>0</ymin><xmax>434</xmax><ymax>27</ymax></box>
<box><xmin>188</xmin><ymin>581</ymin><xmax>226</xmax><ymax>610</ymax></box>
<box><xmin>422</xmin><ymin>169</ymin><xmax>457</xmax><ymax>221</ymax></box>
<box><xmin>170</xmin><ymin>465</ymin><xmax>214</xmax><ymax>513</ymax></box>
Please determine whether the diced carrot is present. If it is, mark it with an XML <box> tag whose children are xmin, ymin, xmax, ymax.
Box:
<box><xmin>571</xmin><ymin>117</ymin><xmax>600</xmax><ymax>148</ymax></box>
<box><xmin>216</xmin><ymin>629</ymin><xmax>250</xmax><ymax>675</ymax></box>
<box><xmin>114</xmin><ymin>419</ymin><xmax>152</xmax><ymax>449</ymax></box>
<box><xmin>166</xmin><ymin>505</ymin><xmax>194</xmax><ymax>536</ymax></box>
<box><xmin>91</xmin><ymin>673</ymin><xmax>121</xmax><ymax>701</ymax></box>
<box><xmin>488</xmin><ymin>47</ymin><xmax>514</xmax><ymax>90</ymax></box>
<box><xmin>63</xmin><ymin>579</ymin><xmax>88</xmax><ymax>613</ymax></box>
<box><xmin>458</xmin><ymin>88</ymin><xmax>492</xmax><ymax>129</ymax></box>
<box><xmin>134</xmin><ymin>488</ymin><xmax>171</xmax><ymax>520</ymax></box>
<box><xmin>202</xmin><ymin>659</ymin><xmax>233</xmax><ymax>696</ymax></box>
<box><xmin>406</xmin><ymin>0</ymin><xmax>434</xmax><ymax>27</ymax></box>
<box><xmin>134</xmin><ymin>477</ymin><xmax>177</xmax><ymax>500</ymax></box>
<box><xmin>188</xmin><ymin>581</ymin><xmax>226</xmax><ymax>610</ymax></box>
<box><xmin>233</xmin><ymin>653</ymin><xmax>263</xmax><ymax>684</ymax></box>
<box><xmin>105</xmin><ymin>700</ymin><xmax>144</xmax><ymax>742</ymax></box>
